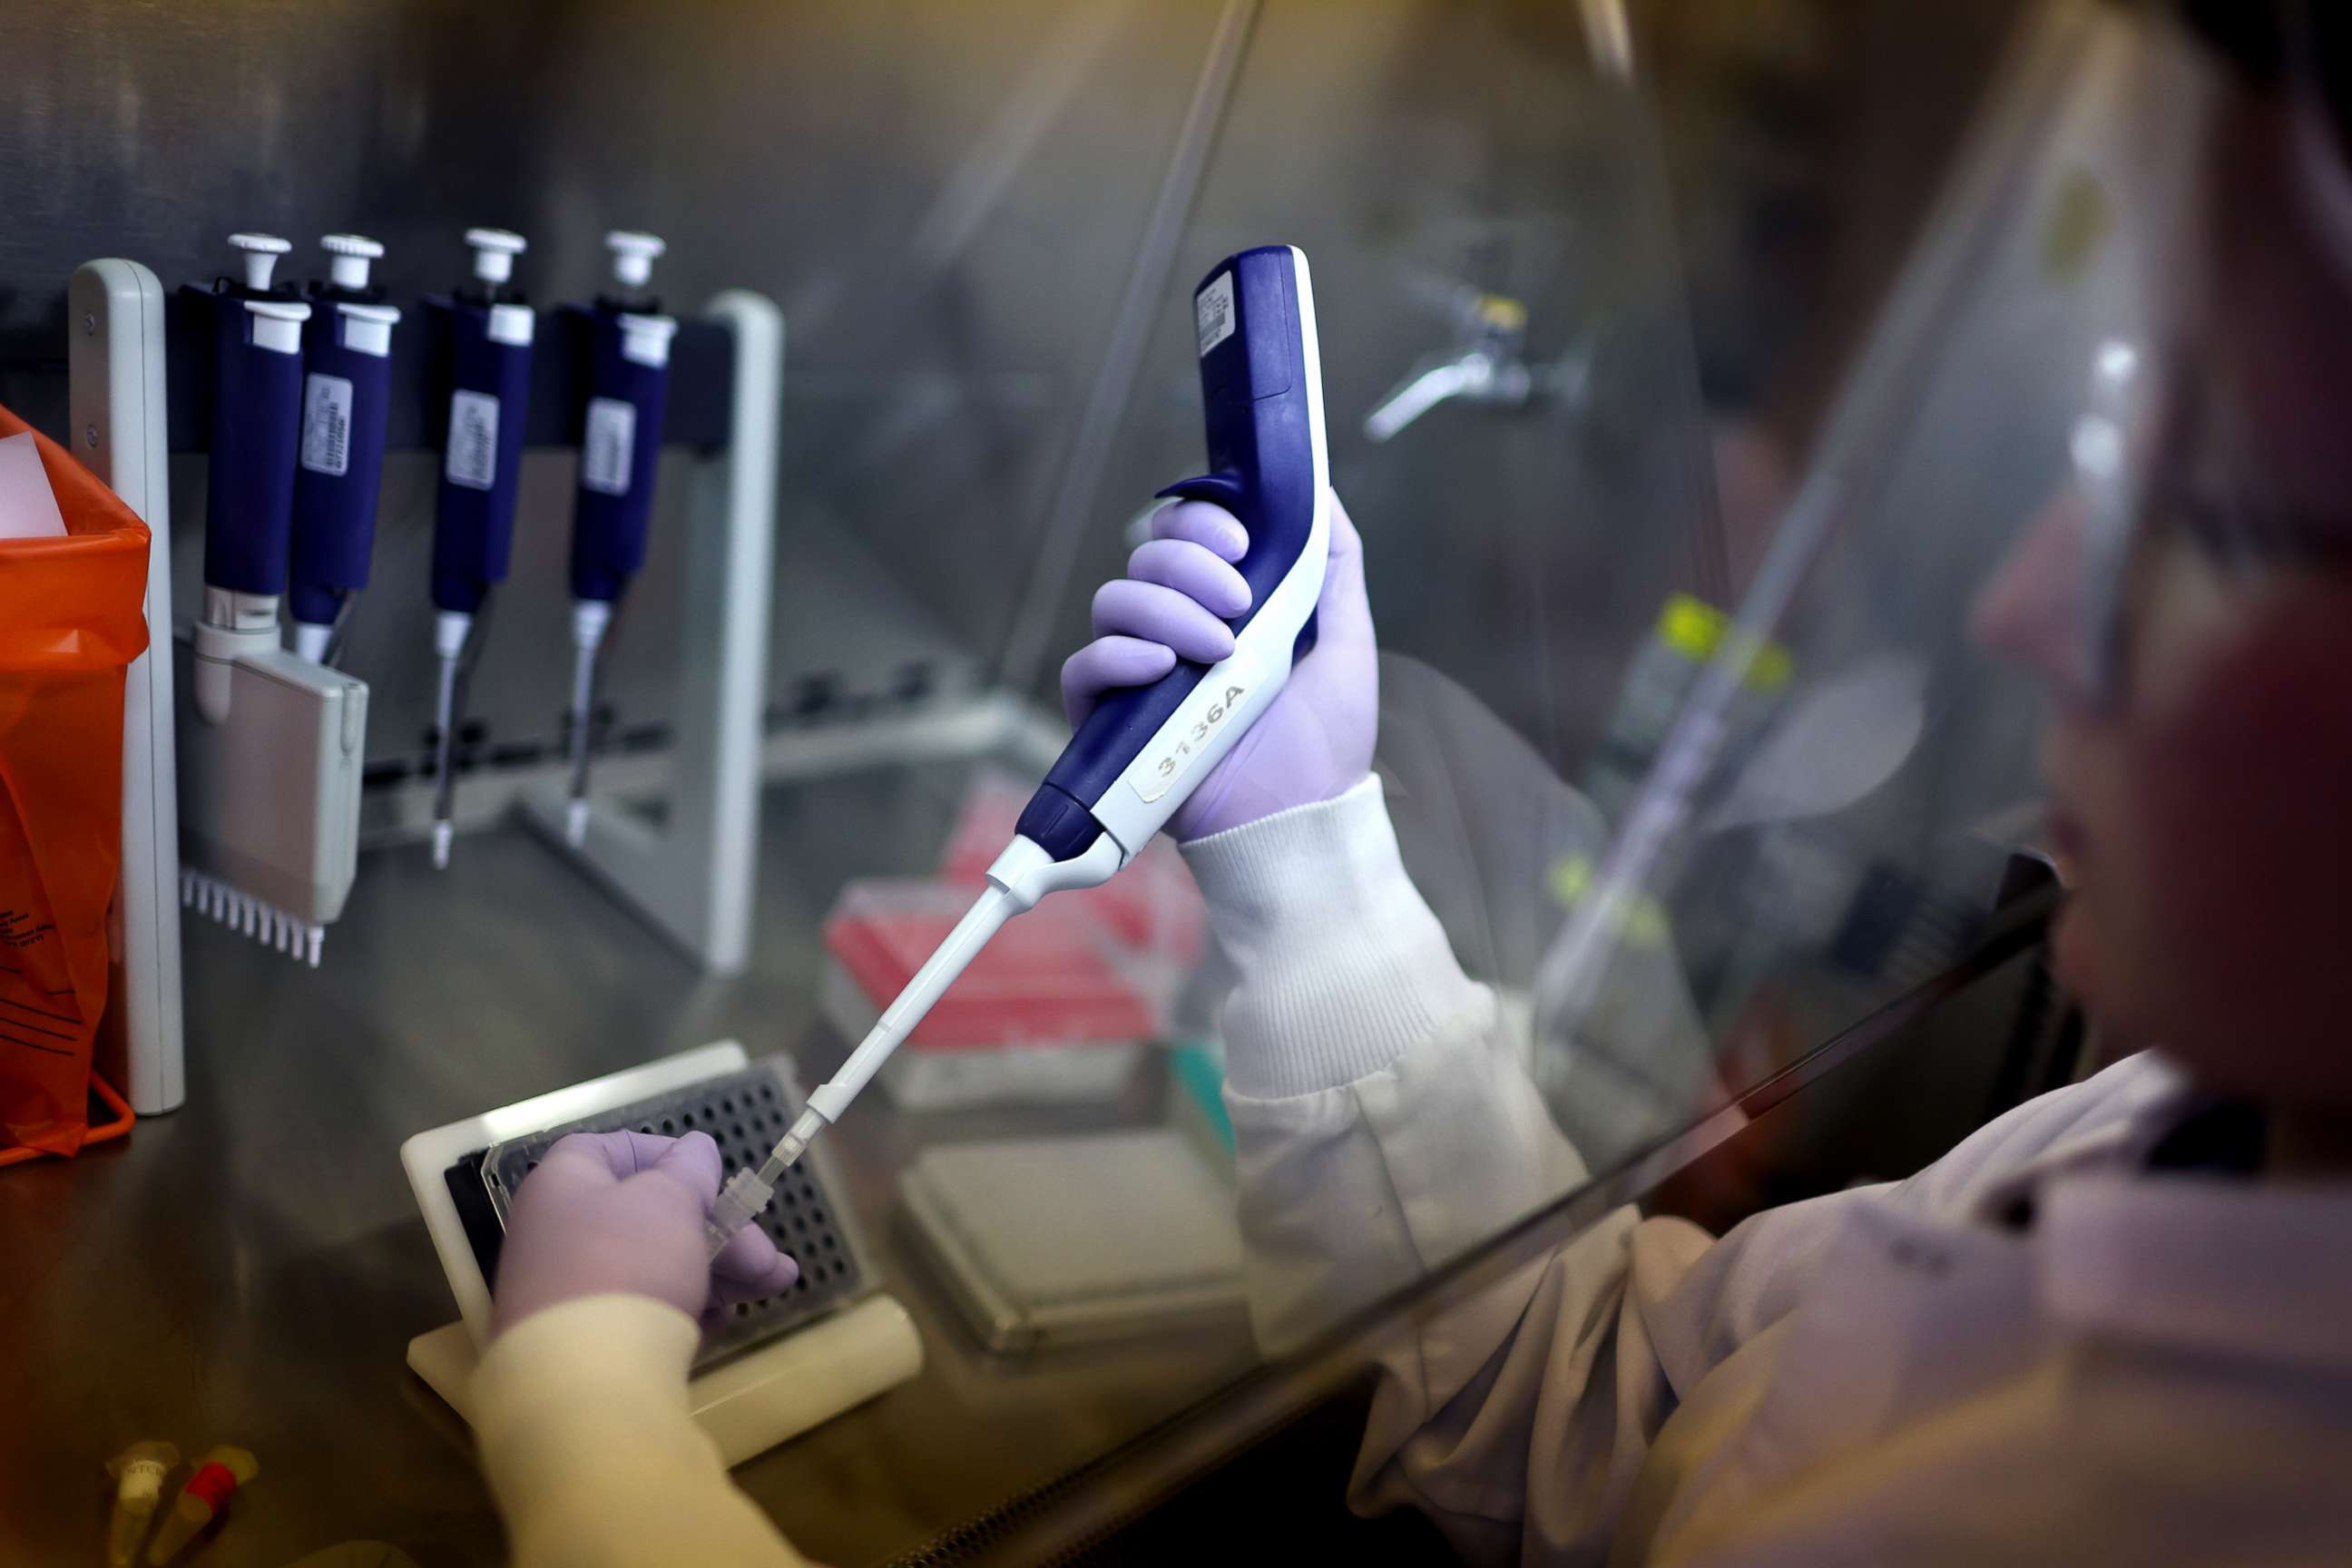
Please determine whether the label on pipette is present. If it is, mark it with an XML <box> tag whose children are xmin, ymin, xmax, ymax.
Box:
<box><xmin>1195</xmin><ymin>270</ymin><xmax>1236</xmax><ymax>358</ymax></box>
<box><xmin>445</xmin><ymin>390</ymin><xmax>501</xmax><ymax>491</ymax></box>
<box><xmin>581</xmin><ymin>396</ymin><xmax>636</xmax><ymax>496</ymax></box>
<box><xmin>299</xmin><ymin>373</ymin><xmax>355</xmax><ymax>476</ymax></box>
<box><xmin>1132</xmin><ymin>635</ymin><xmax>1271</xmax><ymax>805</ymax></box>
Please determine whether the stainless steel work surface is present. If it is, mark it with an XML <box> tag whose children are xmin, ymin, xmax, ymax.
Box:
<box><xmin>0</xmin><ymin>760</ymin><xmax>1259</xmax><ymax>1568</ymax></box>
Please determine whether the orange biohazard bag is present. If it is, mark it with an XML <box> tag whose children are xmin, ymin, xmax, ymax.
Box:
<box><xmin>0</xmin><ymin>404</ymin><xmax>150</xmax><ymax>1158</ymax></box>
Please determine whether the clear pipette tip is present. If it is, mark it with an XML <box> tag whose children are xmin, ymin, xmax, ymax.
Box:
<box><xmin>431</xmin><ymin>649</ymin><xmax>460</xmax><ymax>871</ymax></box>
<box><xmin>564</xmin><ymin>637</ymin><xmax>597</xmax><ymax>848</ymax></box>
<box><xmin>704</xmin><ymin>1108</ymin><xmax>824</xmax><ymax>1258</ymax></box>
<box><xmin>179</xmin><ymin>868</ymin><xmax>325</xmax><ymax>967</ymax></box>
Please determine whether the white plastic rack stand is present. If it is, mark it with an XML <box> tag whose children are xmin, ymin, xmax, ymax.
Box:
<box><xmin>518</xmin><ymin>290</ymin><xmax>784</xmax><ymax>976</ymax></box>
<box><xmin>70</xmin><ymin>259</ymin><xmax>186</xmax><ymax>1116</ymax></box>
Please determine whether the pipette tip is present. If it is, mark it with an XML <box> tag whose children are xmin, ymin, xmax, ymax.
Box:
<box><xmin>564</xmin><ymin>797</ymin><xmax>590</xmax><ymax>848</ymax></box>
<box><xmin>179</xmin><ymin>869</ymin><xmax>327</xmax><ymax>967</ymax></box>
<box><xmin>431</xmin><ymin>819</ymin><xmax>453</xmax><ymax>870</ymax></box>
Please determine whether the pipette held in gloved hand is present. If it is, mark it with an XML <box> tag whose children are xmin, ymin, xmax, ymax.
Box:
<box><xmin>426</xmin><ymin>228</ymin><xmax>534</xmax><ymax>868</ymax></box>
<box><xmin>562</xmin><ymin>231</ymin><xmax>678</xmax><ymax>846</ymax></box>
<box><xmin>289</xmin><ymin>234</ymin><xmax>400</xmax><ymax>664</ymax></box>
<box><xmin>1063</xmin><ymin>487</ymin><xmax>1376</xmax><ymax>839</ymax></box>
<box><xmin>707</xmin><ymin>245</ymin><xmax>1331</xmax><ymax>1256</ymax></box>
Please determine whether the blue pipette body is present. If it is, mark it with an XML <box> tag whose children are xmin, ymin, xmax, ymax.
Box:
<box><xmin>199</xmin><ymin>253</ymin><xmax>308</xmax><ymax>601</ymax></box>
<box><xmin>427</xmin><ymin>299</ymin><xmax>533</xmax><ymax>618</ymax></box>
<box><xmin>565</xmin><ymin>299</ymin><xmax>671</xmax><ymax>603</ymax></box>
<box><xmin>289</xmin><ymin>237</ymin><xmax>399</xmax><ymax>660</ymax></box>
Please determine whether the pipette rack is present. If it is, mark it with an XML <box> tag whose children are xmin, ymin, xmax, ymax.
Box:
<box><xmin>169</xmin><ymin>279</ymin><xmax>779</xmax><ymax>974</ymax></box>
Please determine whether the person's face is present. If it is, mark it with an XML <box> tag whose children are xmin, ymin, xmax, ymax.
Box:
<box><xmin>1972</xmin><ymin>99</ymin><xmax>2352</xmax><ymax>1110</ymax></box>
<box><xmin>1977</xmin><ymin>502</ymin><xmax>2352</xmax><ymax>1101</ymax></box>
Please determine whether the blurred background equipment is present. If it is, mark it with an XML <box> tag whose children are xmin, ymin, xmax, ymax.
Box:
<box><xmin>1361</xmin><ymin>284</ymin><xmax>1581</xmax><ymax>442</ymax></box>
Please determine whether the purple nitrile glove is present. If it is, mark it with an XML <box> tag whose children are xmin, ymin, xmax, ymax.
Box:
<box><xmin>1061</xmin><ymin>490</ymin><xmax>1377</xmax><ymax>841</ymax></box>
<box><xmin>492</xmin><ymin>1129</ymin><xmax>799</xmax><ymax>1336</ymax></box>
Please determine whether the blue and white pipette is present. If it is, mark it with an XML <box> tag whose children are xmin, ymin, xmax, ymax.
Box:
<box><xmin>191</xmin><ymin>233</ymin><xmax>311</xmax><ymax>729</ymax></box>
<box><xmin>426</xmin><ymin>228</ymin><xmax>534</xmax><ymax>868</ymax></box>
<box><xmin>562</xmin><ymin>231</ymin><xmax>678</xmax><ymax>846</ymax></box>
<box><xmin>289</xmin><ymin>234</ymin><xmax>401</xmax><ymax>664</ymax></box>
<box><xmin>706</xmin><ymin>245</ymin><xmax>1330</xmax><ymax>1253</ymax></box>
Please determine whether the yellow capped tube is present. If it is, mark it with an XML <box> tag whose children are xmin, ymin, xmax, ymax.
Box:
<box><xmin>103</xmin><ymin>1441</ymin><xmax>179</xmax><ymax>1567</ymax></box>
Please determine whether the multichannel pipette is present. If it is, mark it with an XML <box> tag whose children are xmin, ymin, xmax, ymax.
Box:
<box><xmin>180</xmin><ymin>231</ymin><xmax>338</xmax><ymax>959</ymax></box>
<box><xmin>563</xmin><ymin>231</ymin><xmax>678</xmax><ymax>845</ymax></box>
<box><xmin>289</xmin><ymin>234</ymin><xmax>401</xmax><ymax>663</ymax></box>
<box><xmin>706</xmin><ymin>245</ymin><xmax>1330</xmax><ymax>1255</ymax></box>
<box><xmin>426</xmin><ymin>228</ymin><xmax>534</xmax><ymax>868</ymax></box>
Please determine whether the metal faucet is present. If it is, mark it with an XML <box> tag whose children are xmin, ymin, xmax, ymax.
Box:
<box><xmin>1364</xmin><ymin>289</ymin><xmax>1582</xmax><ymax>442</ymax></box>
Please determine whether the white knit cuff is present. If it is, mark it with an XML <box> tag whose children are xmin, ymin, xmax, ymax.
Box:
<box><xmin>1181</xmin><ymin>775</ymin><xmax>1486</xmax><ymax>1099</ymax></box>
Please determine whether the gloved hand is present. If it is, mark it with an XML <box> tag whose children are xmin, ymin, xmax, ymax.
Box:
<box><xmin>1061</xmin><ymin>490</ymin><xmax>1377</xmax><ymax>840</ymax></box>
<box><xmin>493</xmin><ymin>1129</ymin><xmax>799</xmax><ymax>1335</ymax></box>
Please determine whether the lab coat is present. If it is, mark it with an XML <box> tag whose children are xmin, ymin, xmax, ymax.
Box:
<box><xmin>1186</xmin><ymin>777</ymin><xmax>2352</xmax><ymax>1564</ymax></box>
<box><xmin>473</xmin><ymin>776</ymin><xmax>2352</xmax><ymax>1564</ymax></box>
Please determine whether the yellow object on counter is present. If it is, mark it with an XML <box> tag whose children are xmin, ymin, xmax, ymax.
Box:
<box><xmin>103</xmin><ymin>1441</ymin><xmax>179</xmax><ymax>1567</ymax></box>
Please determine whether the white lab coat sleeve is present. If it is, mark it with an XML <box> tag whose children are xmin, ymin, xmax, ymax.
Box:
<box><xmin>1185</xmin><ymin>779</ymin><xmax>1853</xmax><ymax>1563</ymax></box>
<box><xmin>472</xmin><ymin>1294</ymin><xmax>817</xmax><ymax>1567</ymax></box>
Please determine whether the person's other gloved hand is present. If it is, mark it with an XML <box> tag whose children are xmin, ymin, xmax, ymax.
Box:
<box><xmin>492</xmin><ymin>1129</ymin><xmax>799</xmax><ymax>1335</ymax></box>
<box><xmin>1060</xmin><ymin>490</ymin><xmax>1376</xmax><ymax>840</ymax></box>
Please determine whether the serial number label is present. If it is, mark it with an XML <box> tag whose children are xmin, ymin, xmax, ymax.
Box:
<box><xmin>299</xmin><ymin>373</ymin><xmax>354</xmax><ymax>476</ymax></box>
<box><xmin>1134</xmin><ymin>683</ymin><xmax>1247</xmax><ymax>804</ymax></box>
<box><xmin>445</xmin><ymin>390</ymin><xmax>500</xmax><ymax>491</ymax></box>
<box><xmin>1195</xmin><ymin>271</ymin><xmax>1236</xmax><ymax>358</ymax></box>
<box><xmin>582</xmin><ymin>397</ymin><xmax>636</xmax><ymax>496</ymax></box>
